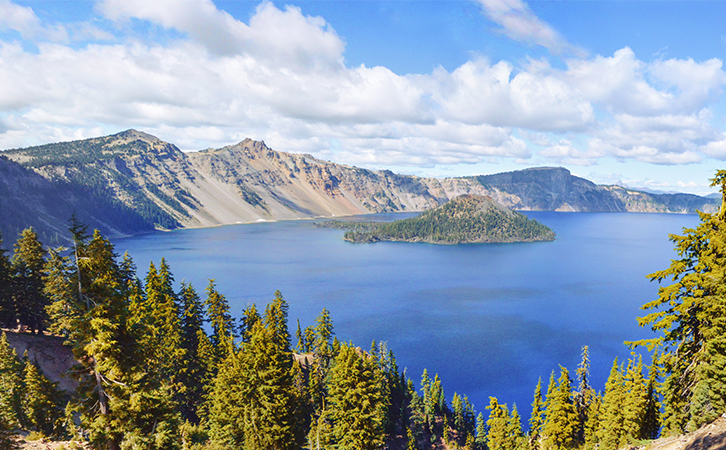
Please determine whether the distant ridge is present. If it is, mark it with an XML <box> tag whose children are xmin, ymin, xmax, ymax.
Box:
<box><xmin>0</xmin><ymin>130</ymin><xmax>718</xmax><ymax>244</ymax></box>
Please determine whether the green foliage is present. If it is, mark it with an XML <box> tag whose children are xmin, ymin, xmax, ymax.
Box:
<box><xmin>11</xmin><ymin>227</ymin><xmax>49</xmax><ymax>332</ymax></box>
<box><xmin>327</xmin><ymin>343</ymin><xmax>386</xmax><ymax>450</ymax></box>
<box><xmin>341</xmin><ymin>194</ymin><xmax>555</xmax><ymax>244</ymax></box>
<box><xmin>0</xmin><ymin>333</ymin><xmax>23</xmax><ymax>429</ymax></box>
<box><xmin>631</xmin><ymin>171</ymin><xmax>726</xmax><ymax>433</ymax></box>
<box><xmin>0</xmin><ymin>234</ymin><xmax>13</xmax><ymax>328</ymax></box>
<box><xmin>528</xmin><ymin>377</ymin><xmax>544</xmax><ymax>450</ymax></box>
<box><xmin>542</xmin><ymin>367</ymin><xmax>577</xmax><ymax>450</ymax></box>
<box><xmin>21</xmin><ymin>357</ymin><xmax>65</xmax><ymax>437</ymax></box>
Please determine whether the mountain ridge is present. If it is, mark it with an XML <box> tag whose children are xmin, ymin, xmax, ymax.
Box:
<box><xmin>0</xmin><ymin>130</ymin><xmax>718</xmax><ymax>244</ymax></box>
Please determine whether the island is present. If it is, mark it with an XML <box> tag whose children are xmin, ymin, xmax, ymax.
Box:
<box><xmin>318</xmin><ymin>194</ymin><xmax>556</xmax><ymax>244</ymax></box>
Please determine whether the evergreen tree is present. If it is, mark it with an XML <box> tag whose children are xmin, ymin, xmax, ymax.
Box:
<box><xmin>178</xmin><ymin>282</ymin><xmax>209</xmax><ymax>423</ymax></box>
<box><xmin>475</xmin><ymin>412</ymin><xmax>486</xmax><ymax>450</ymax></box>
<box><xmin>529</xmin><ymin>377</ymin><xmax>544</xmax><ymax>450</ymax></box>
<box><xmin>574</xmin><ymin>346</ymin><xmax>595</xmax><ymax>445</ymax></box>
<box><xmin>205</xmin><ymin>279</ymin><xmax>235</xmax><ymax>371</ymax></box>
<box><xmin>209</xmin><ymin>291</ymin><xmax>300</xmax><ymax>450</ymax></box>
<box><xmin>0</xmin><ymin>332</ymin><xmax>23</xmax><ymax>429</ymax></box>
<box><xmin>327</xmin><ymin>343</ymin><xmax>386</xmax><ymax>450</ymax></box>
<box><xmin>21</xmin><ymin>357</ymin><xmax>64</xmax><ymax>437</ymax></box>
<box><xmin>641</xmin><ymin>353</ymin><xmax>661</xmax><ymax>439</ymax></box>
<box><xmin>623</xmin><ymin>355</ymin><xmax>649</xmax><ymax>440</ymax></box>
<box><xmin>597</xmin><ymin>359</ymin><xmax>627</xmax><ymax>450</ymax></box>
<box><xmin>582</xmin><ymin>392</ymin><xmax>601</xmax><ymax>450</ymax></box>
<box><xmin>486</xmin><ymin>397</ymin><xmax>510</xmax><ymax>450</ymax></box>
<box><xmin>542</xmin><ymin>366</ymin><xmax>577</xmax><ymax>450</ymax></box>
<box><xmin>44</xmin><ymin>225</ymin><xmax>179</xmax><ymax>449</ymax></box>
<box><xmin>508</xmin><ymin>404</ymin><xmax>526</xmax><ymax>450</ymax></box>
<box><xmin>0</xmin><ymin>233</ymin><xmax>14</xmax><ymax>328</ymax></box>
<box><xmin>11</xmin><ymin>227</ymin><xmax>48</xmax><ymax>333</ymax></box>
<box><xmin>634</xmin><ymin>170</ymin><xmax>726</xmax><ymax>432</ymax></box>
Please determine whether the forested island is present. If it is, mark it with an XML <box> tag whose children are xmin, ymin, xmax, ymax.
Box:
<box><xmin>320</xmin><ymin>194</ymin><xmax>555</xmax><ymax>244</ymax></box>
<box><xmin>0</xmin><ymin>172</ymin><xmax>725</xmax><ymax>449</ymax></box>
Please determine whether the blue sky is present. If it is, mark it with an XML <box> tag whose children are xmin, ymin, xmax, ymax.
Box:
<box><xmin>1</xmin><ymin>0</ymin><xmax>725</xmax><ymax>194</ymax></box>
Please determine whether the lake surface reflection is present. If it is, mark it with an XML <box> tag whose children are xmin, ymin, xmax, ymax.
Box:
<box><xmin>114</xmin><ymin>211</ymin><xmax>697</xmax><ymax>420</ymax></box>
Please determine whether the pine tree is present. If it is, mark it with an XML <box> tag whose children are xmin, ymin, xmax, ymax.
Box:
<box><xmin>623</xmin><ymin>355</ymin><xmax>649</xmax><ymax>440</ymax></box>
<box><xmin>44</xmin><ymin>225</ymin><xmax>179</xmax><ymax>449</ymax></box>
<box><xmin>205</xmin><ymin>279</ymin><xmax>235</xmax><ymax>371</ymax></box>
<box><xmin>21</xmin><ymin>357</ymin><xmax>63</xmax><ymax>436</ymax></box>
<box><xmin>0</xmin><ymin>333</ymin><xmax>23</xmax><ymax>429</ymax></box>
<box><xmin>575</xmin><ymin>346</ymin><xmax>595</xmax><ymax>445</ymax></box>
<box><xmin>475</xmin><ymin>412</ymin><xmax>486</xmax><ymax>450</ymax></box>
<box><xmin>529</xmin><ymin>377</ymin><xmax>544</xmax><ymax>450</ymax></box>
<box><xmin>486</xmin><ymin>397</ymin><xmax>509</xmax><ymax>450</ymax></box>
<box><xmin>508</xmin><ymin>404</ymin><xmax>526</xmax><ymax>450</ymax></box>
<box><xmin>634</xmin><ymin>170</ymin><xmax>726</xmax><ymax>432</ymax></box>
<box><xmin>0</xmin><ymin>233</ymin><xmax>14</xmax><ymax>329</ymax></box>
<box><xmin>542</xmin><ymin>366</ymin><xmax>577</xmax><ymax>450</ymax></box>
<box><xmin>11</xmin><ymin>227</ymin><xmax>48</xmax><ymax>333</ymax></box>
<box><xmin>597</xmin><ymin>359</ymin><xmax>627</xmax><ymax>450</ymax></box>
<box><xmin>327</xmin><ymin>343</ymin><xmax>386</xmax><ymax>450</ymax></box>
<box><xmin>178</xmin><ymin>282</ymin><xmax>209</xmax><ymax>423</ymax></box>
<box><xmin>641</xmin><ymin>353</ymin><xmax>661</xmax><ymax>439</ymax></box>
<box><xmin>582</xmin><ymin>392</ymin><xmax>601</xmax><ymax>450</ymax></box>
<box><xmin>209</xmin><ymin>292</ymin><xmax>300</xmax><ymax>450</ymax></box>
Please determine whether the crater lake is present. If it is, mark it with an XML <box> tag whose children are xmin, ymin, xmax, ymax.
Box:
<box><xmin>113</xmin><ymin>211</ymin><xmax>697</xmax><ymax>421</ymax></box>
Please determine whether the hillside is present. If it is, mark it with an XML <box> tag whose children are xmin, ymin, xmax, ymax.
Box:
<box><xmin>339</xmin><ymin>194</ymin><xmax>555</xmax><ymax>244</ymax></box>
<box><xmin>0</xmin><ymin>130</ymin><xmax>718</xmax><ymax>243</ymax></box>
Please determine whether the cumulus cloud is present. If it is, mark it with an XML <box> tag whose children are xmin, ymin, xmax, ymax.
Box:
<box><xmin>0</xmin><ymin>0</ymin><xmax>725</xmax><ymax>173</ymax></box>
<box><xmin>476</xmin><ymin>0</ymin><xmax>585</xmax><ymax>57</ymax></box>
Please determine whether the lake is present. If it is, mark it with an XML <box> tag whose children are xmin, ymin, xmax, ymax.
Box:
<box><xmin>113</xmin><ymin>211</ymin><xmax>698</xmax><ymax>421</ymax></box>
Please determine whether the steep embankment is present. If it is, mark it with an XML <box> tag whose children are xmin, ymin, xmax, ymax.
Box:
<box><xmin>1</xmin><ymin>130</ymin><xmax>718</xmax><ymax>243</ymax></box>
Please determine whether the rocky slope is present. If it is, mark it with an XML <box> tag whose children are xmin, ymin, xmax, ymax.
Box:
<box><xmin>0</xmin><ymin>130</ymin><xmax>718</xmax><ymax>243</ymax></box>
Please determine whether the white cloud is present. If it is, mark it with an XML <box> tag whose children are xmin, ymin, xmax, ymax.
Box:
<box><xmin>476</xmin><ymin>0</ymin><xmax>585</xmax><ymax>57</ymax></box>
<box><xmin>0</xmin><ymin>0</ymin><xmax>42</xmax><ymax>39</ymax></box>
<box><xmin>0</xmin><ymin>0</ymin><xmax>726</xmax><ymax>174</ymax></box>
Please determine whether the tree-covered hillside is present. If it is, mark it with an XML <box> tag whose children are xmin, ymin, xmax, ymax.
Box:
<box><xmin>338</xmin><ymin>194</ymin><xmax>555</xmax><ymax>244</ymax></box>
<box><xmin>2</xmin><ymin>173</ymin><xmax>726</xmax><ymax>450</ymax></box>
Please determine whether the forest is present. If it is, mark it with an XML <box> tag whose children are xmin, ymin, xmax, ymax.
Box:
<box><xmin>0</xmin><ymin>171</ymin><xmax>724</xmax><ymax>449</ymax></box>
<box><xmin>322</xmin><ymin>194</ymin><xmax>555</xmax><ymax>244</ymax></box>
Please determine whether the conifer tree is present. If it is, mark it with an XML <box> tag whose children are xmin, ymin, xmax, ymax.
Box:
<box><xmin>575</xmin><ymin>346</ymin><xmax>595</xmax><ymax>445</ymax></box>
<box><xmin>21</xmin><ymin>356</ymin><xmax>63</xmax><ymax>436</ymax></box>
<box><xmin>0</xmin><ymin>234</ymin><xmax>14</xmax><ymax>328</ymax></box>
<box><xmin>0</xmin><ymin>332</ymin><xmax>23</xmax><ymax>429</ymax></box>
<box><xmin>44</xmin><ymin>225</ymin><xmax>179</xmax><ymax>449</ymax></box>
<box><xmin>205</xmin><ymin>280</ymin><xmax>235</xmax><ymax>370</ymax></box>
<box><xmin>486</xmin><ymin>397</ymin><xmax>510</xmax><ymax>450</ymax></box>
<box><xmin>209</xmin><ymin>292</ymin><xmax>300</xmax><ymax>450</ymax></box>
<box><xmin>634</xmin><ymin>170</ymin><xmax>726</xmax><ymax>432</ymax></box>
<box><xmin>178</xmin><ymin>282</ymin><xmax>209</xmax><ymax>423</ymax></box>
<box><xmin>327</xmin><ymin>343</ymin><xmax>386</xmax><ymax>450</ymax></box>
<box><xmin>597</xmin><ymin>359</ymin><xmax>627</xmax><ymax>450</ymax></box>
<box><xmin>641</xmin><ymin>353</ymin><xmax>661</xmax><ymax>439</ymax></box>
<box><xmin>582</xmin><ymin>392</ymin><xmax>601</xmax><ymax>450</ymax></box>
<box><xmin>623</xmin><ymin>355</ymin><xmax>649</xmax><ymax>440</ymax></box>
<box><xmin>529</xmin><ymin>377</ymin><xmax>544</xmax><ymax>450</ymax></box>
<box><xmin>542</xmin><ymin>366</ymin><xmax>577</xmax><ymax>450</ymax></box>
<box><xmin>508</xmin><ymin>404</ymin><xmax>526</xmax><ymax>450</ymax></box>
<box><xmin>475</xmin><ymin>412</ymin><xmax>486</xmax><ymax>450</ymax></box>
<box><xmin>11</xmin><ymin>227</ymin><xmax>48</xmax><ymax>333</ymax></box>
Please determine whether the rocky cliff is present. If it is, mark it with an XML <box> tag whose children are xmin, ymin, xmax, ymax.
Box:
<box><xmin>0</xmin><ymin>130</ymin><xmax>718</xmax><ymax>243</ymax></box>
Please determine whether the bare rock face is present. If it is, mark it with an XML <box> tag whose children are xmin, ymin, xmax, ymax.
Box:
<box><xmin>0</xmin><ymin>130</ymin><xmax>719</xmax><ymax>243</ymax></box>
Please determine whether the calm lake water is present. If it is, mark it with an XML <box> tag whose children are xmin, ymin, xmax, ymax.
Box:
<box><xmin>114</xmin><ymin>211</ymin><xmax>698</xmax><ymax>420</ymax></box>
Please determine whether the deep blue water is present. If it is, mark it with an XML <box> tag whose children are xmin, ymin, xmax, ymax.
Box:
<box><xmin>113</xmin><ymin>211</ymin><xmax>698</xmax><ymax>421</ymax></box>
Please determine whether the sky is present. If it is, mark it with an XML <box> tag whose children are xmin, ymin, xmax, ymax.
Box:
<box><xmin>1</xmin><ymin>1</ymin><xmax>725</xmax><ymax>195</ymax></box>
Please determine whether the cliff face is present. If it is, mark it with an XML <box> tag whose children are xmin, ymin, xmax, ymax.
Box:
<box><xmin>0</xmin><ymin>130</ymin><xmax>719</xmax><ymax>243</ymax></box>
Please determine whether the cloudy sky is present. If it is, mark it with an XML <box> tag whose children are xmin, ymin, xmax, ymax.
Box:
<box><xmin>1</xmin><ymin>0</ymin><xmax>725</xmax><ymax>194</ymax></box>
